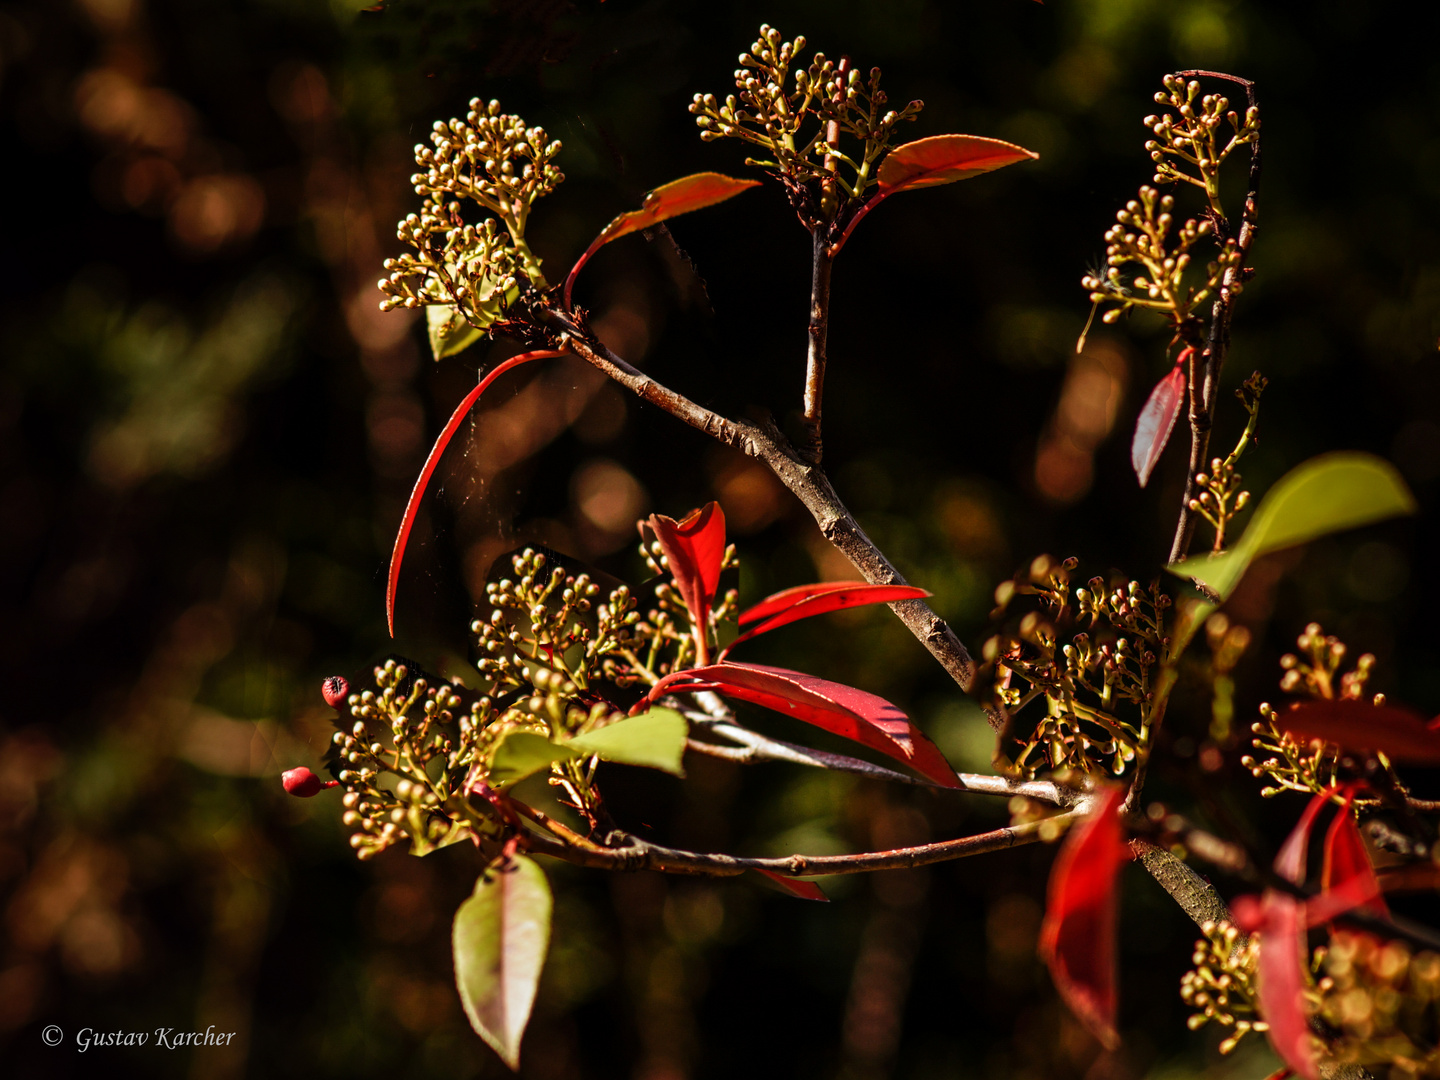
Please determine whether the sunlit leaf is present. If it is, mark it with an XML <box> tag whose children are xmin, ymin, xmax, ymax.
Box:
<box><xmin>427</xmin><ymin>304</ymin><xmax>487</xmax><ymax>360</ymax></box>
<box><xmin>1322</xmin><ymin>792</ymin><xmax>1387</xmax><ymax>919</ymax></box>
<box><xmin>1037</xmin><ymin>786</ymin><xmax>1126</xmax><ymax>1051</ymax></box>
<box><xmin>725</xmin><ymin>582</ymin><xmax>930</xmax><ymax>652</ymax></box>
<box><xmin>386</xmin><ymin>349</ymin><xmax>565</xmax><ymax>636</ymax></box>
<box><xmin>877</xmin><ymin>134</ymin><xmax>1038</xmax><ymax>193</ymax></box>
<box><xmin>488</xmin><ymin>730</ymin><xmax>578</xmax><ymax>787</ymax></box>
<box><xmin>648</xmin><ymin>661</ymin><xmax>959</xmax><ymax>788</ymax></box>
<box><xmin>564</xmin><ymin>173</ymin><xmax>761</xmax><ymax>308</ymax></box>
<box><xmin>647</xmin><ymin>503</ymin><xmax>727</xmax><ymax>662</ymax></box>
<box><xmin>1168</xmin><ymin>452</ymin><xmax>1416</xmax><ymax>601</ymax></box>
<box><xmin>754</xmin><ymin>869</ymin><xmax>828</xmax><ymax>901</ymax></box>
<box><xmin>453</xmin><ymin>856</ymin><xmax>552</xmax><ymax>1070</ymax></box>
<box><xmin>1232</xmin><ymin>891</ymin><xmax>1320</xmax><ymax>1080</ymax></box>
<box><xmin>1275</xmin><ymin>699</ymin><xmax>1440</xmax><ymax>765</ymax></box>
<box><xmin>1132</xmin><ymin>362</ymin><xmax>1187</xmax><ymax>487</ymax></box>
<box><xmin>566</xmin><ymin>708</ymin><xmax>688</xmax><ymax>776</ymax></box>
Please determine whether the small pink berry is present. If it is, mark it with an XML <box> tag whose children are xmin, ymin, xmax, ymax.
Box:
<box><xmin>321</xmin><ymin>676</ymin><xmax>349</xmax><ymax>709</ymax></box>
<box><xmin>282</xmin><ymin>767</ymin><xmax>338</xmax><ymax>798</ymax></box>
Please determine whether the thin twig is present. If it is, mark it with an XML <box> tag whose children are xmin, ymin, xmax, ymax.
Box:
<box><xmin>800</xmin><ymin>228</ymin><xmax>833</xmax><ymax>463</ymax></box>
<box><xmin>1168</xmin><ymin>72</ymin><xmax>1261</xmax><ymax>565</ymax></box>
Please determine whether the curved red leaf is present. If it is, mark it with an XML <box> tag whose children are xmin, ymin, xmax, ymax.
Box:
<box><xmin>563</xmin><ymin>173</ymin><xmax>761</xmax><ymax>309</ymax></box>
<box><xmin>754</xmin><ymin>869</ymin><xmax>828</xmax><ymax>902</ymax></box>
<box><xmin>1247</xmin><ymin>891</ymin><xmax>1320</xmax><ymax>1080</ymax></box>
<box><xmin>725</xmin><ymin>582</ymin><xmax>930</xmax><ymax>652</ymax></box>
<box><xmin>647</xmin><ymin>661</ymin><xmax>959</xmax><ymax>788</ymax></box>
<box><xmin>1038</xmin><ymin>786</ymin><xmax>1126</xmax><ymax>1051</ymax></box>
<box><xmin>877</xmin><ymin>134</ymin><xmax>1039</xmax><ymax>194</ymax></box>
<box><xmin>1274</xmin><ymin>790</ymin><xmax>1331</xmax><ymax>886</ymax></box>
<box><xmin>1132</xmin><ymin>361</ymin><xmax>1187</xmax><ymax>487</ymax></box>
<box><xmin>1321</xmin><ymin>792</ymin><xmax>1387</xmax><ymax>919</ymax></box>
<box><xmin>387</xmin><ymin>349</ymin><xmax>565</xmax><ymax>637</ymax></box>
<box><xmin>647</xmin><ymin>503</ymin><xmax>727</xmax><ymax>664</ymax></box>
<box><xmin>1275</xmin><ymin>699</ymin><xmax>1440</xmax><ymax>765</ymax></box>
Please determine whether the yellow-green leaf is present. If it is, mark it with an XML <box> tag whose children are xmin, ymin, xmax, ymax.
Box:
<box><xmin>1168</xmin><ymin>452</ymin><xmax>1416</xmax><ymax>601</ymax></box>
<box><xmin>566</xmin><ymin>708</ymin><xmax>688</xmax><ymax>776</ymax></box>
<box><xmin>488</xmin><ymin>730</ymin><xmax>578</xmax><ymax>787</ymax></box>
<box><xmin>427</xmin><ymin>304</ymin><xmax>486</xmax><ymax>360</ymax></box>
<box><xmin>453</xmin><ymin>856</ymin><xmax>551</xmax><ymax>1070</ymax></box>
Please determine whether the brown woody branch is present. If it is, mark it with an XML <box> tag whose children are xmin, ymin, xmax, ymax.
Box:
<box><xmin>549</xmin><ymin>313</ymin><xmax>987</xmax><ymax>714</ymax></box>
<box><xmin>1168</xmin><ymin>71</ymin><xmax>1262</xmax><ymax>565</ymax></box>
<box><xmin>800</xmin><ymin>228</ymin><xmax>833</xmax><ymax>464</ymax></box>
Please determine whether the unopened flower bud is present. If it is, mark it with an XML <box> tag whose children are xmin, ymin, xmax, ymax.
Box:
<box><xmin>282</xmin><ymin>767</ymin><xmax>339</xmax><ymax>798</ymax></box>
<box><xmin>322</xmin><ymin>676</ymin><xmax>350</xmax><ymax>708</ymax></box>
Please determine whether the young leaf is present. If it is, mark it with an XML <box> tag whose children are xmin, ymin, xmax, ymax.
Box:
<box><xmin>428</xmin><ymin>304</ymin><xmax>487</xmax><ymax>361</ymax></box>
<box><xmin>1273</xmin><ymin>790</ymin><xmax>1331</xmax><ymax>886</ymax></box>
<box><xmin>725</xmin><ymin>582</ymin><xmax>930</xmax><ymax>652</ymax></box>
<box><xmin>566</xmin><ymin>708</ymin><xmax>688</xmax><ymax>776</ymax></box>
<box><xmin>876</xmin><ymin>134</ymin><xmax>1039</xmax><ymax>194</ymax></box>
<box><xmin>1132</xmin><ymin>362</ymin><xmax>1187</xmax><ymax>487</ymax></box>
<box><xmin>1237</xmin><ymin>891</ymin><xmax>1320</xmax><ymax>1080</ymax></box>
<box><xmin>1038</xmin><ymin>787</ymin><xmax>1126</xmax><ymax>1051</ymax></box>
<box><xmin>489</xmin><ymin>730</ymin><xmax>579</xmax><ymax>787</ymax></box>
<box><xmin>453</xmin><ymin>856</ymin><xmax>552</xmax><ymax>1070</ymax></box>
<box><xmin>647</xmin><ymin>503</ymin><xmax>727</xmax><ymax>663</ymax></box>
<box><xmin>1275</xmin><ymin>699</ymin><xmax>1440</xmax><ymax>765</ymax></box>
<box><xmin>647</xmin><ymin>661</ymin><xmax>960</xmax><ymax>788</ymax></box>
<box><xmin>1168</xmin><ymin>452</ymin><xmax>1417</xmax><ymax>601</ymax></box>
<box><xmin>1322</xmin><ymin>792</ymin><xmax>1388</xmax><ymax>919</ymax></box>
<box><xmin>563</xmin><ymin>173</ymin><xmax>761</xmax><ymax>308</ymax></box>
<box><xmin>754</xmin><ymin>869</ymin><xmax>828</xmax><ymax>902</ymax></box>
<box><xmin>387</xmin><ymin>349</ymin><xmax>565</xmax><ymax>637</ymax></box>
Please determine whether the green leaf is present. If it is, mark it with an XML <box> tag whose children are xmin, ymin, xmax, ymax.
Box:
<box><xmin>1168</xmin><ymin>452</ymin><xmax>1416</xmax><ymax>601</ymax></box>
<box><xmin>566</xmin><ymin>708</ymin><xmax>688</xmax><ymax>776</ymax></box>
<box><xmin>453</xmin><ymin>856</ymin><xmax>552</xmax><ymax>1070</ymax></box>
<box><xmin>488</xmin><ymin>730</ymin><xmax>578</xmax><ymax>787</ymax></box>
<box><xmin>427</xmin><ymin>304</ymin><xmax>486</xmax><ymax>361</ymax></box>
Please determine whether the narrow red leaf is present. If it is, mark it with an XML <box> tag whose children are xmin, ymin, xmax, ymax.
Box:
<box><xmin>1274</xmin><ymin>790</ymin><xmax>1332</xmax><ymax>886</ymax></box>
<box><xmin>725</xmin><ymin>582</ymin><xmax>930</xmax><ymax>652</ymax></box>
<box><xmin>387</xmin><ymin>349</ymin><xmax>565</xmax><ymax>637</ymax></box>
<box><xmin>876</xmin><ymin>134</ymin><xmax>1039</xmax><ymax>194</ymax></box>
<box><xmin>1037</xmin><ymin>786</ymin><xmax>1126</xmax><ymax>1051</ymax></box>
<box><xmin>1321</xmin><ymin>792</ymin><xmax>1387</xmax><ymax>919</ymax></box>
<box><xmin>563</xmin><ymin>173</ymin><xmax>761</xmax><ymax>309</ymax></box>
<box><xmin>646</xmin><ymin>661</ymin><xmax>960</xmax><ymax>788</ymax></box>
<box><xmin>1132</xmin><ymin>361</ymin><xmax>1187</xmax><ymax>487</ymax></box>
<box><xmin>1275</xmin><ymin>699</ymin><xmax>1440</xmax><ymax>765</ymax></box>
<box><xmin>647</xmin><ymin>503</ymin><xmax>727</xmax><ymax>664</ymax></box>
<box><xmin>754</xmin><ymin>869</ymin><xmax>828</xmax><ymax>902</ymax></box>
<box><xmin>1247</xmin><ymin>891</ymin><xmax>1321</xmax><ymax>1080</ymax></box>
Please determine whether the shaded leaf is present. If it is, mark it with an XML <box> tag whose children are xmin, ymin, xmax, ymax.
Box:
<box><xmin>647</xmin><ymin>661</ymin><xmax>959</xmax><ymax>788</ymax></box>
<box><xmin>647</xmin><ymin>503</ymin><xmax>727</xmax><ymax>663</ymax></box>
<box><xmin>453</xmin><ymin>856</ymin><xmax>552</xmax><ymax>1070</ymax></box>
<box><xmin>1132</xmin><ymin>362</ymin><xmax>1187</xmax><ymax>487</ymax></box>
<box><xmin>1322</xmin><ymin>792</ymin><xmax>1388</xmax><ymax>919</ymax></box>
<box><xmin>566</xmin><ymin>708</ymin><xmax>688</xmax><ymax>776</ymax></box>
<box><xmin>387</xmin><ymin>350</ymin><xmax>565</xmax><ymax>636</ymax></box>
<box><xmin>1274</xmin><ymin>790</ymin><xmax>1330</xmax><ymax>886</ymax></box>
<box><xmin>1038</xmin><ymin>786</ymin><xmax>1126</xmax><ymax>1050</ymax></box>
<box><xmin>427</xmin><ymin>304</ymin><xmax>487</xmax><ymax>361</ymax></box>
<box><xmin>564</xmin><ymin>174</ymin><xmax>761</xmax><ymax>308</ymax></box>
<box><xmin>489</xmin><ymin>730</ymin><xmax>578</xmax><ymax>787</ymax></box>
<box><xmin>754</xmin><ymin>869</ymin><xmax>828</xmax><ymax>901</ymax></box>
<box><xmin>877</xmin><ymin>134</ymin><xmax>1038</xmax><ymax>193</ymax></box>
<box><xmin>1169</xmin><ymin>452</ymin><xmax>1416</xmax><ymax>601</ymax></box>
<box><xmin>1275</xmin><ymin>699</ymin><xmax>1440</xmax><ymax>765</ymax></box>
<box><xmin>726</xmin><ymin>582</ymin><xmax>930</xmax><ymax>652</ymax></box>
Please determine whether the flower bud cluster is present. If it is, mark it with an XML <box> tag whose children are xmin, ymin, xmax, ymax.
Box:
<box><xmin>1144</xmin><ymin>74</ymin><xmax>1260</xmax><ymax>214</ymax></box>
<box><xmin>1180</xmin><ymin>920</ymin><xmax>1268</xmax><ymax>1054</ymax></box>
<box><xmin>688</xmin><ymin>24</ymin><xmax>921</xmax><ymax>216</ymax></box>
<box><xmin>1189</xmin><ymin>371</ymin><xmax>1266</xmax><ymax>553</ymax></box>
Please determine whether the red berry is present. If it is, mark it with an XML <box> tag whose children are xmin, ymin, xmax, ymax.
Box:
<box><xmin>282</xmin><ymin>767</ymin><xmax>335</xmax><ymax>798</ymax></box>
<box><xmin>321</xmin><ymin>676</ymin><xmax>350</xmax><ymax>709</ymax></box>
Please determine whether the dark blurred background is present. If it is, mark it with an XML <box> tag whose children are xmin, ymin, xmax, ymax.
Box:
<box><xmin>1</xmin><ymin>0</ymin><xmax>1437</xmax><ymax>1077</ymax></box>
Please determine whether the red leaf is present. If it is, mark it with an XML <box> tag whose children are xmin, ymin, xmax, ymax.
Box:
<box><xmin>1275</xmin><ymin>699</ymin><xmax>1440</xmax><ymax>765</ymax></box>
<box><xmin>754</xmin><ymin>869</ymin><xmax>828</xmax><ymax>902</ymax></box>
<box><xmin>563</xmin><ymin>173</ymin><xmax>761</xmax><ymax>308</ymax></box>
<box><xmin>1037</xmin><ymin>786</ymin><xmax>1126</xmax><ymax>1051</ymax></box>
<box><xmin>725</xmin><ymin>582</ymin><xmax>930</xmax><ymax>652</ymax></box>
<box><xmin>1132</xmin><ymin>361</ymin><xmax>1187</xmax><ymax>487</ymax></box>
<box><xmin>647</xmin><ymin>503</ymin><xmax>727</xmax><ymax>664</ymax></box>
<box><xmin>1247</xmin><ymin>891</ymin><xmax>1321</xmax><ymax>1080</ymax></box>
<box><xmin>877</xmin><ymin>134</ymin><xmax>1039</xmax><ymax>194</ymax></box>
<box><xmin>1274</xmin><ymin>790</ymin><xmax>1331</xmax><ymax>886</ymax></box>
<box><xmin>387</xmin><ymin>349</ymin><xmax>565</xmax><ymax>637</ymax></box>
<box><xmin>1321</xmin><ymin>792</ymin><xmax>1387</xmax><ymax>919</ymax></box>
<box><xmin>647</xmin><ymin>661</ymin><xmax>960</xmax><ymax>788</ymax></box>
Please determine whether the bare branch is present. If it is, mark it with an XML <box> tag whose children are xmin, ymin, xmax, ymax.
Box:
<box><xmin>800</xmin><ymin>229</ymin><xmax>833</xmax><ymax>463</ymax></box>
